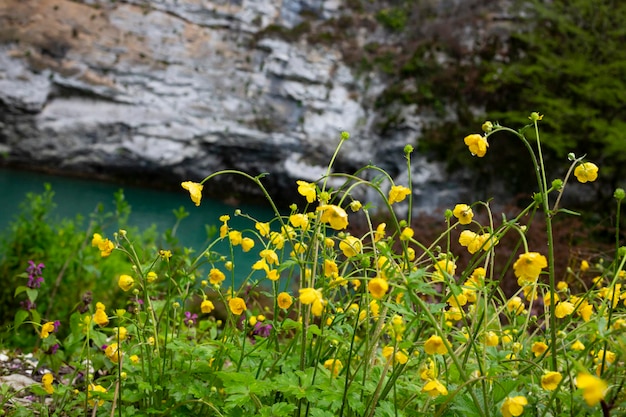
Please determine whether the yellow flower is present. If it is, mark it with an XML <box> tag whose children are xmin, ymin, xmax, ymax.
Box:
<box><xmin>208</xmin><ymin>268</ymin><xmax>226</xmax><ymax>285</ymax></box>
<box><xmin>580</xmin><ymin>260</ymin><xmax>590</xmax><ymax>272</ymax></box>
<box><xmin>424</xmin><ymin>335</ymin><xmax>448</xmax><ymax>355</ymax></box>
<box><xmin>114</xmin><ymin>326</ymin><xmax>128</xmax><ymax>342</ymax></box>
<box><xmin>88</xmin><ymin>384</ymin><xmax>107</xmax><ymax>407</ymax></box>
<box><xmin>93</xmin><ymin>303</ymin><xmax>109</xmax><ymax>327</ymax></box>
<box><xmin>299</xmin><ymin>287</ymin><xmax>325</xmax><ymax>316</ymax></box>
<box><xmin>507</xmin><ymin>296</ymin><xmax>525</xmax><ymax>315</ymax></box>
<box><xmin>40</xmin><ymin>322</ymin><xmax>55</xmax><ymax>339</ymax></box>
<box><xmin>181</xmin><ymin>181</ymin><xmax>203</xmax><ymax>206</ymax></box>
<box><xmin>260</xmin><ymin>249</ymin><xmax>279</xmax><ymax>265</ymax></box>
<box><xmin>555</xmin><ymin>301</ymin><xmax>575</xmax><ymax>318</ymax></box>
<box><xmin>105</xmin><ymin>343</ymin><xmax>121</xmax><ymax>363</ymax></box>
<box><xmin>277</xmin><ymin>292</ymin><xmax>293</xmax><ymax>309</ymax></box>
<box><xmin>388</xmin><ymin>185</ymin><xmax>411</xmax><ymax>204</ymax></box>
<box><xmin>323</xmin><ymin>358</ymin><xmax>343</xmax><ymax>376</ymax></box>
<box><xmin>453</xmin><ymin>204</ymin><xmax>474</xmax><ymax>225</ymax></box>
<box><xmin>382</xmin><ymin>346</ymin><xmax>409</xmax><ymax>365</ymax></box>
<box><xmin>501</xmin><ymin>396</ymin><xmax>528</xmax><ymax>417</ymax></box>
<box><xmin>159</xmin><ymin>249</ymin><xmax>172</xmax><ymax>260</ymax></box>
<box><xmin>228</xmin><ymin>230</ymin><xmax>242</xmax><ymax>246</ymax></box>
<box><xmin>130</xmin><ymin>354</ymin><xmax>140</xmax><ymax>364</ymax></box>
<box><xmin>318</xmin><ymin>204</ymin><xmax>349</xmax><ymax>230</ymax></box>
<box><xmin>118</xmin><ymin>274</ymin><xmax>134</xmax><ymax>292</ymax></box>
<box><xmin>266</xmin><ymin>268</ymin><xmax>280</xmax><ymax>281</ymax></box>
<box><xmin>228</xmin><ymin>297</ymin><xmax>247</xmax><ymax>315</ymax></box>
<box><xmin>92</xmin><ymin>233</ymin><xmax>115</xmax><ymax>257</ymax></box>
<box><xmin>531</xmin><ymin>341</ymin><xmax>548</xmax><ymax>357</ymax></box>
<box><xmin>464</xmin><ymin>134</ymin><xmax>489</xmax><ymax>157</ymax></box>
<box><xmin>400</xmin><ymin>227</ymin><xmax>414</xmax><ymax>241</ymax></box>
<box><xmin>296</xmin><ymin>180</ymin><xmax>317</xmax><ymax>203</ymax></box>
<box><xmin>422</xmin><ymin>379</ymin><xmax>448</xmax><ymax>398</ymax></box>
<box><xmin>289</xmin><ymin>213</ymin><xmax>309</xmax><ymax>230</ymax></box>
<box><xmin>513</xmin><ymin>252</ymin><xmax>547</xmax><ymax>285</ymax></box>
<box><xmin>541</xmin><ymin>371</ymin><xmax>562</xmax><ymax>391</ymax></box>
<box><xmin>574</xmin><ymin>162</ymin><xmax>599</xmax><ymax>183</ymax></box>
<box><xmin>339</xmin><ymin>236</ymin><xmax>362</xmax><ymax>258</ymax></box>
<box><xmin>255</xmin><ymin>222</ymin><xmax>270</xmax><ymax>237</ymax></box>
<box><xmin>571</xmin><ymin>340</ymin><xmax>585</xmax><ymax>351</ymax></box>
<box><xmin>374</xmin><ymin>223</ymin><xmax>386</xmax><ymax>242</ymax></box>
<box><xmin>146</xmin><ymin>271</ymin><xmax>158</xmax><ymax>283</ymax></box>
<box><xmin>42</xmin><ymin>373</ymin><xmax>54</xmax><ymax>394</ymax></box>
<box><xmin>201</xmin><ymin>299</ymin><xmax>215</xmax><ymax>313</ymax></box>
<box><xmin>433</xmin><ymin>259</ymin><xmax>456</xmax><ymax>282</ymax></box>
<box><xmin>576</xmin><ymin>373</ymin><xmax>608</xmax><ymax>406</ymax></box>
<box><xmin>485</xmin><ymin>331</ymin><xmax>499</xmax><ymax>347</ymax></box>
<box><xmin>368</xmin><ymin>277</ymin><xmax>389</xmax><ymax>299</ymax></box>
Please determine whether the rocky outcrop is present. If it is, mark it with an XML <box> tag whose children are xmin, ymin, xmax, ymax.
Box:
<box><xmin>0</xmin><ymin>0</ymin><xmax>512</xmax><ymax>210</ymax></box>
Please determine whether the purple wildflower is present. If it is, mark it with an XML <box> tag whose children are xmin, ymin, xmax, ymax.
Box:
<box><xmin>252</xmin><ymin>322</ymin><xmax>272</xmax><ymax>338</ymax></box>
<box><xmin>20</xmin><ymin>299</ymin><xmax>37</xmax><ymax>311</ymax></box>
<box><xmin>184</xmin><ymin>311</ymin><xmax>198</xmax><ymax>327</ymax></box>
<box><xmin>26</xmin><ymin>260</ymin><xmax>45</xmax><ymax>288</ymax></box>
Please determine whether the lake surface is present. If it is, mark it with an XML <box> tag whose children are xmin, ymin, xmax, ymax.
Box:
<box><xmin>0</xmin><ymin>168</ymin><xmax>276</xmax><ymax>274</ymax></box>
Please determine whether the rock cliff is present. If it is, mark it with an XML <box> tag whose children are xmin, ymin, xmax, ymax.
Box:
<box><xmin>0</xmin><ymin>0</ymin><xmax>511</xmax><ymax>210</ymax></box>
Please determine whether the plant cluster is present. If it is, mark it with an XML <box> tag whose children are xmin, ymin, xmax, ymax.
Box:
<box><xmin>2</xmin><ymin>115</ymin><xmax>626</xmax><ymax>416</ymax></box>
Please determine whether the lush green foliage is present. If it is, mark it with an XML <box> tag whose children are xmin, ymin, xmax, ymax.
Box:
<box><xmin>2</xmin><ymin>117</ymin><xmax>625</xmax><ymax>416</ymax></box>
<box><xmin>481</xmin><ymin>0</ymin><xmax>626</xmax><ymax>192</ymax></box>
<box><xmin>0</xmin><ymin>186</ymin><xmax>179</xmax><ymax>349</ymax></box>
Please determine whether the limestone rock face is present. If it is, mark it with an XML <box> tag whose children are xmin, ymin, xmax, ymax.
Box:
<box><xmin>0</xmin><ymin>0</ymin><xmax>509</xmax><ymax>209</ymax></box>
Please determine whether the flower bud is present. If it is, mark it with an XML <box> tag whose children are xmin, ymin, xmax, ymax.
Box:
<box><xmin>529</xmin><ymin>112</ymin><xmax>543</xmax><ymax>122</ymax></box>
<box><xmin>614</xmin><ymin>188</ymin><xmax>625</xmax><ymax>201</ymax></box>
<box><xmin>404</xmin><ymin>144</ymin><xmax>414</xmax><ymax>155</ymax></box>
<box><xmin>551</xmin><ymin>179</ymin><xmax>563</xmax><ymax>190</ymax></box>
<box><xmin>567</xmin><ymin>152</ymin><xmax>576</xmax><ymax>161</ymax></box>
<box><xmin>340</xmin><ymin>131</ymin><xmax>350</xmax><ymax>141</ymax></box>
<box><xmin>481</xmin><ymin>121</ymin><xmax>493</xmax><ymax>133</ymax></box>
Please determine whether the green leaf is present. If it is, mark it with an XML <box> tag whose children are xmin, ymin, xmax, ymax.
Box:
<box><xmin>14</xmin><ymin>309</ymin><xmax>29</xmax><ymax>330</ymax></box>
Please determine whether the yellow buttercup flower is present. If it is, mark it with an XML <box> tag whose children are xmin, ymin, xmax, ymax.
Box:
<box><xmin>574</xmin><ymin>162</ymin><xmax>599</xmax><ymax>183</ymax></box>
<box><xmin>260</xmin><ymin>249</ymin><xmax>279</xmax><ymax>265</ymax></box>
<box><xmin>228</xmin><ymin>230</ymin><xmax>242</xmax><ymax>246</ymax></box>
<box><xmin>422</xmin><ymin>379</ymin><xmax>448</xmax><ymax>398</ymax></box>
<box><xmin>255</xmin><ymin>222</ymin><xmax>270</xmax><ymax>237</ymax></box>
<box><xmin>92</xmin><ymin>233</ymin><xmax>115</xmax><ymax>257</ymax></box>
<box><xmin>531</xmin><ymin>341</ymin><xmax>548</xmax><ymax>357</ymax></box>
<box><xmin>228</xmin><ymin>297</ymin><xmax>247</xmax><ymax>315</ymax></box>
<box><xmin>400</xmin><ymin>227</ymin><xmax>414</xmax><ymax>241</ymax></box>
<box><xmin>296</xmin><ymin>180</ymin><xmax>317</xmax><ymax>203</ymax></box>
<box><xmin>93</xmin><ymin>302</ymin><xmax>109</xmax><ymax>327</ymax></box>
<box><xmin>40</xmin><ymin>322</ymin><xmax>55</xmax><ymax>339</ymax></box>
<box><xmin>146</xmin><ymin>271</ymin><xmax>158</xmax><ymax>283</ymax></box>
<box><xmin>208</xmin><ymin>268</ymin><xmax>226</xmax><ymax>285</ymax></box>
<box><xmin>105</xmin><ymin>343</ymin><xmax>121</xmax><ymax>364</ymax></box>
<box><xmin>289</xmin><ymin>213</ymin><xmax>309</xmax><ymax>230</ymax></box>
<box><xmin>118</xmin><ymin>274</ymin><xmax>134</xmax><ymax>292</ymax></box>
<box><xmin>453</xmin><ymin>204</ymin><xmax>473</xmax><ymax>225</ymax></box>
<box><xmin>114</xmin><ymin>326</ymin><xmax>128</xmax><ymax>341</ymax></box>
<box><xmin>323</xmin><ymin>358</ymin><xmax>343</xmax><ymax>376</ymax></box>
<box><xmin>433</xmin><ymin>259</ymin><xmax>456</xmax><ymax>282</ymax></box>
<box><xmin>299</xmin><ymin>287</ymin><xmax>325</xmax><ymax>316</ymax></box>
<box><xmin>42</xmin><ymin>373</ymin><xmax>54</xmax><ymax>394</ymax></box>
<box><xmin>374</xmin><ymin>223</ymin><xmax>386</xmax><ymax>242</ymax></box>
<box><xmin>277</xmin><ymin>292</ymin><xmax>293</xmax><ymax>309</ymax></box>
<box><xmin>541</xmin><ymin>371</ymin><xmax>562</xmax><ymax>391</ymax></box>
<box><xmin>88</xmin><ymin>384</ymin><xmax>107</xmax><ymax>407</ymax></box>
<box><xmin>388</xmin><ymin>185</ymin><xmax>411</xmax><ymax>204</ymax></box>
<box><xmin>424</xmin><ymin>335</ymin><xmax>448</xmax><ymax>355</ymax></box>
<box><xmin>555</xmin><ymin>301</ymin><xmax>575</xmax><ymax>318</ymax></box>
<box><xmin>464</xmin><ymin>134</ymin><xmax>489</xmax><ymax>157</ymax></box>
<box><xmin>181</xmin><ymin>181</ymin><xmax>203</xmax><ymax>206</ymax></box>
<box><xmin>368</xmin><ymin>277</ymin><xmax>389</xmax><ymax>299</ymax></box>
<box><xmin>201</xmin><ymin>299</ymin><xmax>215</xmax><ymax>313</ymax></box>
<box><xmin>571</xmin><ymin>340</ymin><xmax>585</xmax><ymax>351</ymax></box>
<box><xmin>485</xmin><ymin>331</ymin><xmax>499</xmax><ymax>347</ymax></box>
<box><xmin>501</xmin><ymin>396</ymin><xmax>527</xmax><ymax>417</ymax></box>
<box><xmin>339</xmin><ymin>236</ymin><xmax>362</xmax><ymax>258</ymax></box>
<box><xmin>318</xmin><ymin>204</ymin><xmax>349</xmax><ymax>230</ymax></box>
<box><xmin>576</xmin><ymin>373</ymin><xmax>608</xmax><ymax>406</ymax></box>
<box><xmin>513</xmin><ymin>252</ymin><xmax>547</xmax><ymax>285</ymax></box>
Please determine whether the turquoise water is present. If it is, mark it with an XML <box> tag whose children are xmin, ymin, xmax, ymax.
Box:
<box><xmin>0</xmin><ymin>168</ymin><xmax>276</xmax><ymax>272</ymax></box>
